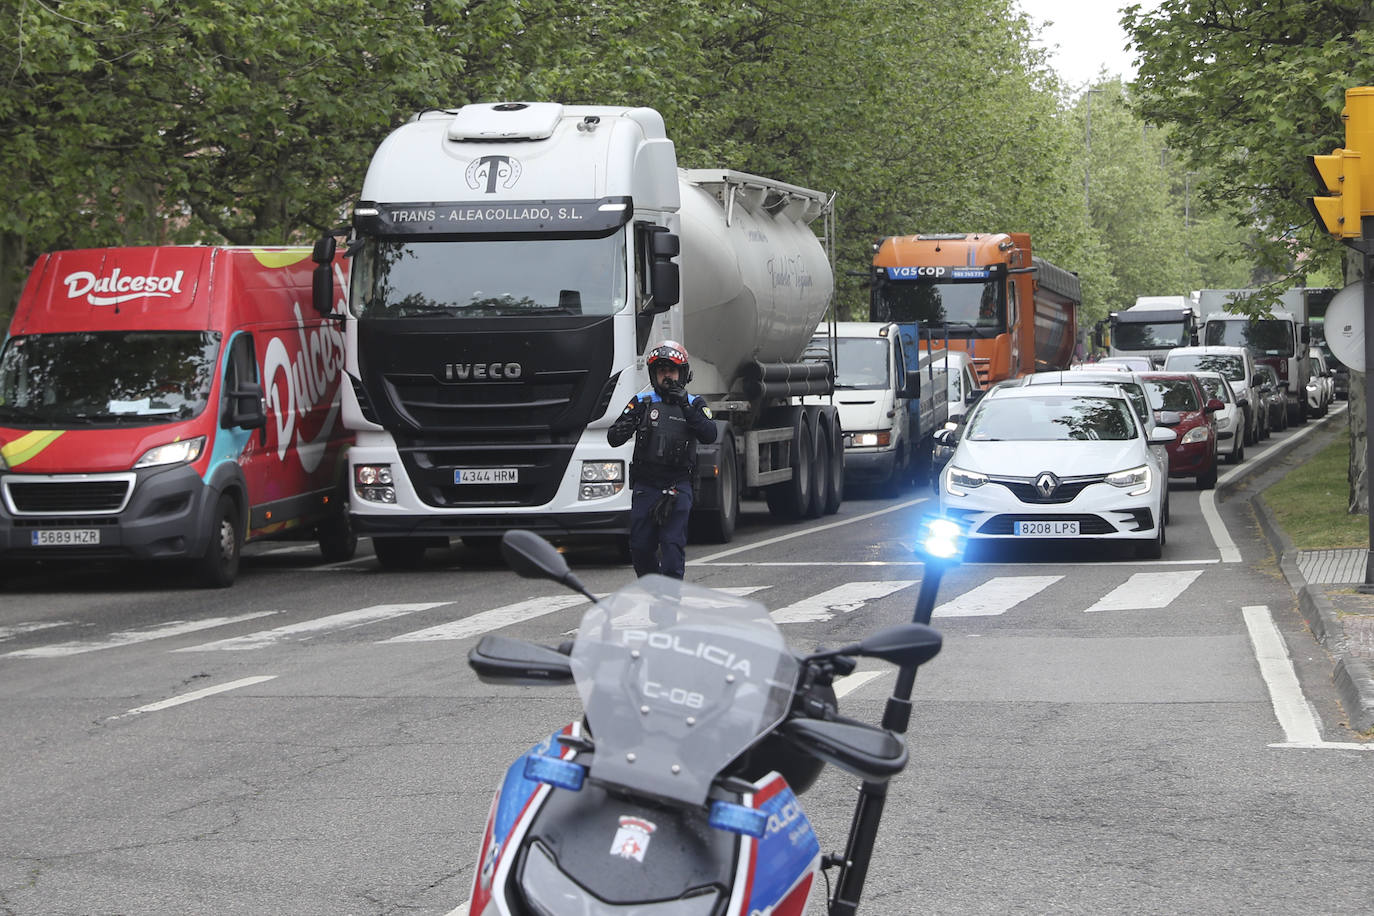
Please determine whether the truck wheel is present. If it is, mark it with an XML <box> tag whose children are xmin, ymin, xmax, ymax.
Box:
<box><xmin>804</xmin><ymin>409</ymin><xmax>828</xmax><ymax>519</ymax></box>
<box><xmin>765</xmin><ymin>410</ymin><xmax>813</xmax><ymax>520</ymax></box>
<box><xmin>316</xmin><ymin>505</ymin><xmax>357</xmax><ymax>563</ymax></box>
<box><xmin>691</xmin><ymin>431</ymin><xmax>739</xmax><ymax>543</ymax></box>
<box><xmin>372</xmin><ymin>536</ymin><xmax>427</xmax><ymax>570</ymax></box>
<box><xmin>823</xmin><ymin>419</ymin><xmax>843</xmax><ymax>515</ymax></box>
<box><xmin>195</xmin><ymin>494</ymin><xmax>242</xmax><ymax>589</ymax></box>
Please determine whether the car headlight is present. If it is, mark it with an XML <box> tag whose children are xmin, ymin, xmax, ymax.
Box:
<box><xmin>1181</xmin><ymin>427</ymin><xmax>1210</xmax><ymax>445</ymax></box>
<box><xmin>1106</xmin><ymin>464</ymin><xmax>1151</xmax><ymax>496</ymax></box>
<box><xmin>1215</xmin><ymin>414</ymin><xmax>1231</xmax><ymax>430</ymax></box>
<box><xmin>133</xmin><ymin>436</ymin><xmax>206</xmax><ymax>468</ymax></box>
<box><xmin>945</xmin><ymin>465</ymin><xmax>987</xmax><ymax>497</ymax></box>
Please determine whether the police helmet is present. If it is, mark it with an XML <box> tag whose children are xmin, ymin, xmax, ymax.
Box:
<box><xmin>647</xmin><ymin>340</ymin><xmax>692</xmax><ymax>391</ymax></box>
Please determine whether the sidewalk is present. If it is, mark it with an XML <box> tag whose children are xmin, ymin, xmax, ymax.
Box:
<box><xmin>1246</xmin><ymin>413</ymin><xmax>1374</xmax><ymax>735</ymax></box>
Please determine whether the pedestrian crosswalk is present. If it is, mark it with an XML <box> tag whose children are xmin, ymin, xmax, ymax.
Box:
<box><xmin>1</xmin><ymin>568</ymin><xmax>1215</xmax><ymax>659</ymax></box>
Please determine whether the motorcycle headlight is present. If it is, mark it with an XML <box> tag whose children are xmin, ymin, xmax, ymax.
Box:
<box><xmin>133</xmin><ymin>436</ymin><xmax>206</xmax><ymax>469</ymax></box>
<box><xmin>1106</xmin><ymin>464</ymin><xmax>1151</xmax><ymax>496</ymax></box>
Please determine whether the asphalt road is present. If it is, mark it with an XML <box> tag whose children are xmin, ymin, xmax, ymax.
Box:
<box><xmin>1</xmin><ymin>415</ymin><xmax>1370</xmax><ymax>915</ymax></box>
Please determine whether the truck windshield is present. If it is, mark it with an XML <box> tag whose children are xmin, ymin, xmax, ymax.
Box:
<box><xmin>0</xmin><ymin>331</ymin><xmax>219</xmax><ymax>426</ymax></box>
<box><xmin>871</xmin><ymin>279</ymin><xmax>1004</xmax><ymax>335</ymax></box>
<box><xmin>1203</xmin><ymin>319</ymin><xmax>1294</xmax><ymax>356</ymax></box>
<box><xmin>1113</xmin><ymin>321</ymin><xmax>1188</xmax><ymax>350</ymax></box>
<box><xmin>350</xmin><ymin>234</ymin><xmax>628</xmax><ymax>318</ymax></box>
<box><xmin>811</xmin><ymin>336</ymin><xmax>890</xmax><ymax>389</ymax></box>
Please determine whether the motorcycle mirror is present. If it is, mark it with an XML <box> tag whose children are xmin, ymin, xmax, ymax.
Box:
<box><xmin>469</xmin><ymin>635</ymin><xmax>574</xmax><ymax>685</ymax></box>
<box><xmin>808</xmin><ymin>622</ymin><xmax>942</xmax><ymax>669</ymax></box>
<box><xmin>500</xmin><ymin>530</ymin><xmax>596</xmax><ymax>601</ymax></box>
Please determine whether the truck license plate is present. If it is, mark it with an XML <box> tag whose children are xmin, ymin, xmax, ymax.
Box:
<box><xmin>455</xmin><ymin>468</ymin><xmax>518</xmax><ymax>484</ymax></box>
<box><xmin>1015</xmin><ymin>520</ymin><xmax>1079</xmax><ymax>537</ymax></box>
<box><xmin>31</xmin><ymin>528</ymin><xmax>101</xmax><ymax>546</ymax></box>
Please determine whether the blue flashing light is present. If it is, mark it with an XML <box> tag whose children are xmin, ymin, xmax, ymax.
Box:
<box><xmin>916</xmin><ymin>515</ymin><xmax>967</xmax><ymax>563</ymax></box>
<box><xmin>709</xmin><ymin>801</ymin><xmax>769</xmax><ymax>838</ymax></box>
<box><xmin>524</xmin><ymin>753</ymin><xmax>586</xmax><ymax>792</ymax></box>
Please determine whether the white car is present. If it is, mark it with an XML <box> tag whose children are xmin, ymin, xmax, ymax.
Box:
<box><xmin>1307</xmin><ymin>346</ymin><xmax>1334</xmax><ymax>416</ymax></box>
<box><xmin>1162</xmin><ymin>345</ymin><xmax>1263</xmax><ymax>446</ymax></box>
<box><xmin>937</xmin><ymin>385</ymin><xmax>1175</xmax><ymax>558</ymax></box>
<box><xmin>1193</xmin><ymin>370</ymin><xmax>1245</xmax><ymax>463</ymax></box>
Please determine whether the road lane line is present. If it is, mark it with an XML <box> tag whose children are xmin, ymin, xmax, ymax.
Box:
<box><xmin>933</xmin><ymin>575</ymin><xmax>1062</xmax><ymax>618</ymax></box>
<box><xmin>1206</xmin><ymin>404</ymin><xmax>1347</xmax><ymax>564</ymax></box>
<box><xmin>1085</xmin><ymin>570</ymin><xmax>1205</xmax><ymax>612</ymax></box>
<box><xmin>175</xmin><ymin>603</ymin><xmax>448</xmax><ymax>651</ymax></box>
<box><xmin>770</xmin><ymin>581</ymin><xmax>918</xmax><ymax>624</ymax></box>
<box><xmin>112</xmin><ymin>676</ymin><xmax>277</xmax><ymax>719</ymax></box>
<box><xmin>0</xmin><ymin>621</ymin><xmax>72</xmax><ymax>641</ymax></box>
<box><xmin>382</xmin><ymin>596</ymin><xmax>590</xmax><ymax>643</ymax></box>
<box><xmin>1241</xmin><ymin>605</ymin><xmax>1323</xmax><ymax>744</ymax></box>
<box><xmin>688</xmin><ymin>496</ymin><xmax>929</xmax><ymax>564</ymax></box>
<box><xmin>5</xmin><ymin>612</ymin><xmax>281</xmax><ymax>658</ymax></box>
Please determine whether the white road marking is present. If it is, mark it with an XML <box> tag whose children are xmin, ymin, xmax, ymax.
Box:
<box><xmin>111</xmin><ymin>676</ymin><xmax>277</xmax><ymax>719</ymax></box>
<box><xmin>382</xmin><ymin>596</ymin><xmax>590</xmax><ymax>643</ymax></box>
<box><xmin>834</xmin><ymin>670</ymin><xmax>890</xmax><ymax>699</ymax></box>
<box><xmin>1085</xmin><ymin>570</ymin><xmax>1205</xmax><ymax>612</ymax></box>
<box><xmin>4</xmin><ymin>612</ymin><xmax>281</xmax><ymax>658</ymax></box>
<box><xmin>1206</xmin><ymin>404</ymin><xmax>1346</xmax><ymax>564</ymax></box>
<box><xmin>932</xmin><ymin>575</ymin><xmax>1062</xmax><ymax>617</ymax></box>
<box><xmin>689</xmin><ymin>497</ymin><xmax>928</xmax><ymax>564</ymax></box>
<box><xmin>770</xmin><ymin>581</ymin><xmax>918</xmax><ymax>624</ymax></box>
<box><xmin>1241</xmin><ymin>605</ymin><xmax>1325</xmax><ymax>745</ymax></box>
<box><xmin>0</xmin><ymin>621</ymin><xmax>72</xmax><ymax>641</ymax></box>
<box><xmin>175</xmin><ymin>603</ymin><xmax>447</xmax><ymax>652</ymax></box>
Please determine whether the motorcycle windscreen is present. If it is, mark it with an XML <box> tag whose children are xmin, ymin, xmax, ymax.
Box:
<box><xmin>571</xmin><ymin>574</ymin><xmax>800</xmax><ymax>807</ymax></box>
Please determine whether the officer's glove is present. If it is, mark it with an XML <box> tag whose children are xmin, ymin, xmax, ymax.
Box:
<box><xmin>652</xmin><ymin>488</ymin><xmax>678</xmax><ymax>525</ymax></box>
<box><xmin>663</xmin><ymin>383</ymin><xmax>690</xmax><ymax>408</ymax></box>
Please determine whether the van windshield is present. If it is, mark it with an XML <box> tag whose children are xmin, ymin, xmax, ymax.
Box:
<box><xmin>1203</xmin><ymin>319</ymin><xmax>1294</xmax><ymax>356</ymax></box>
<box><xmin>350</xmin><ymin>234</ymin><xmax>629</xmax><ymax>319</ymax></box>
<box><xmin>811</xmin><ymin>336</ymin><xmax>891</xmax><ymax>389</ymax></box>
<box><xmin>0</xmin><ymin>331</ymin><xmax>220</xmax><ymax>426</ymax></box>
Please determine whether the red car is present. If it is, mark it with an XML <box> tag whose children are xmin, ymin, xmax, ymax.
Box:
<box><xmin>1138</xmin><ymin>372</ymin><xmax>1223</xmax><ymax>489</ymax></box>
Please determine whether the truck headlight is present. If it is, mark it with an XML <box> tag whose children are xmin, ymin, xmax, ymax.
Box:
<box><xmin>945</xmin><ymin>466</ymin><xmax>987</xmax><ymax>497</ymax></box>
<box><xmin>133</xmin><ymin>436</ymin><xmax>205</xmax><ymax>468</ymax></box>
<box><xmin>1106</xmin><ymin>465</ymin><xmax>1151</xmax><ymax>496</ymax></box>
<box><xmin>851</xmin><ymin>431</ymin><xmax>891</xmax><ymax>447</ymax></box>
<box><xmin>354</xmin><ymin>464</ymin><xmax>396</xmax><ymax>503</ymax></box>
<box><xmin>579</xmin><ymin>460</ymin><xmax>625</xmax><ymax>500</ymax></box>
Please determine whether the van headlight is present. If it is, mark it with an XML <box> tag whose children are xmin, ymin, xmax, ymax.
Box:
<box><xmin>1106</xmin><ymin>465</ymin><xmax>1151</xmax><ymax>496</ymax></box>
<box><xmin>133</xmin><ymin>436</ymin><xmax>206</xmax><ymax>468</ymax></box>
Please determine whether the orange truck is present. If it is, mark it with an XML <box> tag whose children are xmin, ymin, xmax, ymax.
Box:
<box><xmin>869</xmin><ymin>232</ymin><xmax>1080</xmax><ymax>385</ymax></box>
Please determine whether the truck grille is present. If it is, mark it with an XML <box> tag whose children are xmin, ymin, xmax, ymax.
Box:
<box><xmin>4</xmin><ymin>475</ymin><xmax>135</xmax><ymax>515</ymax></box>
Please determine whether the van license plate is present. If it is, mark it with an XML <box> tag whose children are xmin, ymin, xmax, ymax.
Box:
<box><xmin>31</xmin><ymin>529</ymin><xmax>101</xmax><ymax>546</ymax></box>
<box><xmin>1015</xmin><ymin>520</ymin><xmax>1079</xmax><ymax>537</ymax></box>
<box><xmin>456</xmin><ymin>468</ymin><xmax>518</xmax><ymax>484</ymax></box>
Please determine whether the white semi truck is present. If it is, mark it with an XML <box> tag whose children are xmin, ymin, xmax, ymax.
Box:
<box><xmin>1197</xmin><ymin>288</ymin><xmax>1310</xmax><ymax>426</ymax></box>
<box><xmin>1099</xmin><ymin>295</ymin><xmax>1200</xmax><ymax>368</ymax></box>
<box><xmin>312</xmin><ymin>102</ymin><xmax>841</xmax><ymax>567</ymax></box>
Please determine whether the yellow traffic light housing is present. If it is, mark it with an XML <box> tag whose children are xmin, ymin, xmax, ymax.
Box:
<box><xmin>1308</xmin><ymin>148</ymin><xmax>1363</xmax><ymax>238</ymax></box>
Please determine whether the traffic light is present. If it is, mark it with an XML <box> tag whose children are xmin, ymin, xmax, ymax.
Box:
<box><xmin>1308</xmin><ymin>87</ymin><xmax>1374</xmax><ymax>239</ymax></box>
<box><xmin>1308</xmin><ymin>148</ymin><xmax>1362</xmax><ymax>238</ymax></box>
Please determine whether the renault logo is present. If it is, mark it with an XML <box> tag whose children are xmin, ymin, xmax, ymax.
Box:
<box><xmin>1035</xmin><ymin>472</ymin><xmax>1059</xmax><ymax>497</ymax></box>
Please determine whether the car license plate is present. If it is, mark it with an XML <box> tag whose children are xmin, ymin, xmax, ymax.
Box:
<box><xmin>1015</xmin><ymin>520</ymin><xmax>1079</xmax><ymax>537</ymax></box>
<box><xmin>455</xmin><ymin>468</ymin><xmax>518</xmax><ymax>484</ymax></box>
<box><xmin>31</xmin><ymin>528</ymin><xmax>101</xmax><ymax>546</ymax></box>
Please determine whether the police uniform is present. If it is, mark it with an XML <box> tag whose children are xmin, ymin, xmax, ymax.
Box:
<box><xmin>607</xmin><ymin>374</ymin><xmax>717</xmax><ymax>579</ymax></box>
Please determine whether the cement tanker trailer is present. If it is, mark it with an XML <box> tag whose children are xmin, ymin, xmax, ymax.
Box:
<box><xmin>311</xmin><ymin>102</ymin><xmax>840</xmax><ymax>567</ymax></box>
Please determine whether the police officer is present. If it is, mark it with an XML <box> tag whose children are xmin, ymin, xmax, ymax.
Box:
<box><xmin>607</xmin><ymin>340</ymin><xmax>717</xmax><ymax>579</ymax></box>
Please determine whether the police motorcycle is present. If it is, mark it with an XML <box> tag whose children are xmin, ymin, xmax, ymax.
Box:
<box><xmin>467</xmin><ymin>520</ymin><xmax>964</xmax><ymax>915</ymax></box>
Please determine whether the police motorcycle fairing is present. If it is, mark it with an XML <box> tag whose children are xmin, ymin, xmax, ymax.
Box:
<box><xmin>467</xmin><ymin>529</ymin><xmax>948</xmax><ymax>915</ymax></box>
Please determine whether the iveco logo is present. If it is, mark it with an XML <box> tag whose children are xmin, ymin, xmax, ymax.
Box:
<box><xmin>444</xmin><ymin>362</ymin><xmax>523</xmax><ymax>381</ymax></box>
<box><xmin>1035</xmin><ymin>472</ymin><xmax>1060</xmax><ymax>497</ymax></box>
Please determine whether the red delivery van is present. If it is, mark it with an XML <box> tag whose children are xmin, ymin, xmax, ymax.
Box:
<box><xmin>0</xmin><ymin>246</ymin><xmax>354</xmax><ymax>587</ymax></box>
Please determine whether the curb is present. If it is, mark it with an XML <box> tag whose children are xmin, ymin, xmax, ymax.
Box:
<box><xmin>1247</xmin><ymin>411</ymin><xmax>1374</xmax><ymax>735</ymax></box>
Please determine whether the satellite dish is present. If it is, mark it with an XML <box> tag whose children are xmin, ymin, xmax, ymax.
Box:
<box><xmin>1324</xmin><ymin>281</ymin><xmax>1365</xmax><ymax>372</ymax></box>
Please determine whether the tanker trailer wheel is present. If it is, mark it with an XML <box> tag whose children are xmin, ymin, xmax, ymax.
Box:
<box><xmin>764</xmin><ymin>408</ymin><xmax>813</xmax><ymax>520</ymax></box>
<box><xmin>691</xmin><ymin>430</ymin><xmax>738</xmax><ymax>543</ymax></box>
<box><xmin>803</xmin><ymin>406</ymin><xmax>828</xmax><ymax>519</ymax></box>
<box><xmin>823</xmin><ymin>415</ymin><xmax>843</xmax><ymax>515</ymax></box>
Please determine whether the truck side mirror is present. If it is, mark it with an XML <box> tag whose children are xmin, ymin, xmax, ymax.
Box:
<box><xmin>647</xmin><ymin>227</ymin><xmax>680</xmax><ymax>311</ymax></box>
<box><xmin>222</xmin><ymin>381</ymin><xmax>267</xmax><ymax>431</ymax></box>
<box><xmin>312</xmin><ymin>235</ymin><xmax>337</xmax><ymax>318</ymax></box>
<box><xmin>900</xmin><ymin>375</ymin><xmax>918</xmax><ymax>399</ymax></box>
<box><xmin>1301</xmin><ymin>325</ymin><xmax>1311</xmax><ymax>343</ymax></box>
